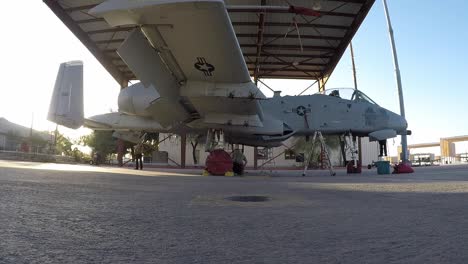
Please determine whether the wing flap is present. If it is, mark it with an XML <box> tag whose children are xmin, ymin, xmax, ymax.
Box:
<box><xmin>188</xmin><ymin>97</ymin><xmax>264</xmax><ymax>127</ymax></box>
<box><xmin>118</xmin><ymin>29</ymin><xmax>179</xmax><ymax>99</ymax></box>
<box><xmin>204</xmin><ymin>113</ymin><xmax>262</xmax><ymax>127</ymax></box>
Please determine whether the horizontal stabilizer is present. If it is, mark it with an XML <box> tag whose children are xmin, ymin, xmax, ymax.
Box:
<box><xmin>47</xmin><ymin>61</ymin><xmax>84</xmax><ymax>129</ymax></box>
<box><xmin>112</xmin><ymin>131</ymin><xmax>144</xmax><ymax>144</ymax></box>
<box><xmin>85</xmin><ymin>113</ymin><xmax>163</xmax><ymax>131</ymax></box>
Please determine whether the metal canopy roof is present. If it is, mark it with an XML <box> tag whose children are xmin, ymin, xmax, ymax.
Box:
<box><xmin>44</xmin><ymin>0</ymin><xmax>375</xmax><ymax>85</ymax></box>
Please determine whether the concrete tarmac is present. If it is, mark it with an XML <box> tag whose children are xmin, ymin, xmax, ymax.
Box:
<box><xmin>1</xmin><ymin>160</ymin><xmax>468</xmax><ymax>263</ymax></box>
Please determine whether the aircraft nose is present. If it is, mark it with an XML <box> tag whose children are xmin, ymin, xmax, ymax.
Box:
<box><xmin>389</xmin><ymin>112</ymin><xmax>407</xmax><ymax>133</ymax></box>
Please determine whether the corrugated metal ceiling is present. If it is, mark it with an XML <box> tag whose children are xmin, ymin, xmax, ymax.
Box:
<box><xmin>44</xmin><ymin>0</ymin><xmax>375</xmax><ymax>84</ymax></box>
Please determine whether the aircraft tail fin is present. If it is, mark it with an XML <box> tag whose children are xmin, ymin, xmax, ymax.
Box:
<box><xmin>47</xmin><ymin>61</ymin><xmax>84</xmax><ymax>129</ymax></box>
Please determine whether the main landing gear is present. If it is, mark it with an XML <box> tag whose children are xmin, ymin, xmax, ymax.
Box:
<box><xmin>203</xmin><ymin>129</ymin><xmax>235</xmax><ymax>176</ymax></box>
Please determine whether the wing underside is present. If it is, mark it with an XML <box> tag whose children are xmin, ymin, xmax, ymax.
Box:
<box><xmin>91</xmin><ymin>0</ymin><xmax>251</xmax><ymax>83</ymax></box>
<box><xmin>90</xmin><ymin>0</ymin><xmax>272</xmax><ymax>130</ymax></box>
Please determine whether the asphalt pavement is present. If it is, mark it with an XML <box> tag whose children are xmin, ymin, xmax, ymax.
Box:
<box><xmin>1</xmin><ymin>160</ymin><xmax>468</xmax><ymax>264</ymax></box>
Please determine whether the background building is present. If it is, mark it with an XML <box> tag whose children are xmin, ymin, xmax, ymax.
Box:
<box><xmin>401</xmin><ymin>136</ymin><xmax>468</xmax><ymax>165</ymax></box>
<box><xmin>0</xmin><ymin>117</ymin><xmax>54</xmax><ymax>153</ymax></box>
<box><xmin>157</xmin><ymin>133</ymin><xmax>379</xmax><ymax>168</ymax></box>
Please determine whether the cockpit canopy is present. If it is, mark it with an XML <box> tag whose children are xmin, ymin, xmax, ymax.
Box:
<box><xmin>316</xmin><ymin>88</ymin><xmax>378</xmax><ymax>105</ymax></box>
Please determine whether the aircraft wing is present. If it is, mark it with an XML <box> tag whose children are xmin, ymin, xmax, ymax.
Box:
<box><xmin>90</xmin><ymin>0</ymin><xmax>251</xmax><ymax>83</ymax></box>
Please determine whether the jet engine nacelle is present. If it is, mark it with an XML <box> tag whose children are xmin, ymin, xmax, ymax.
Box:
<box><xmin>118</xmin><ymin>82</ymin><xmax>160</xmax><ymax>116</ymax></box>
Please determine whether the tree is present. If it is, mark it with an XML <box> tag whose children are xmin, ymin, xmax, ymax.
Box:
<box><xmin>55</xmin><ymin>132</ymin><xmax>73</xmax><ymax>156</ymax></box>
<box><xmin>80</xmin><ymin>131</ymin><xmax>117</xmax><ymax>158</ymax></box>
<box><xmin>188</xmin><ymin>134</ymin><xmax>204</xmax><ymax>164</ymax></box>
<box><xmin>72</xmin><ymin>147</ymin><xmax>91</xmax><ymax>162</ymax></box>
<box><xmin>142</xmin><ymin>132</ymin><xmax>159</xmax><ymax>155</ymax></box>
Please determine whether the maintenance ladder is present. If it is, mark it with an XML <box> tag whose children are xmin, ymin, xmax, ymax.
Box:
<box><xmin>302</xmin><ymin>131</ymin><xmax>336</xmax><ymax>177</ymax></box>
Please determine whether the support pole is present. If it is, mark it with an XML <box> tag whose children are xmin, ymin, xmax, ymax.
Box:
<box><xmin>54</xmin><ymin>124</ymin><xmax>58</xmax><ymax>155</ymax></box>
<box><xmin>117</xmin><ymin>80</ymin><xmax>128</xmax><ymax>167</ymax></box>
<box><xmin>318</xmin><ymin>76</ymin><xmax>327</xmax><ymax>93</ymax></box>
<box><xmin>254</xmin><ymin>147</ymin><xmax>258</xmax><ymax>170</ymax></box>
<box><xmin>253</xmin><ymin>0</ymin><xmax>266</xmax><ymax>85</ymax></box>
<box><xmin>117</xmin><ymin>139</ymin><xmax>124</xmax><ymax>167</ymax></box>
<box><xmin>180</xmin><ymin>133</ymin><xmax>186</xmax><ymax>168</ymax></box>
<box><xmin>350</xmin><ymin>42</ymin><xmax>358</xmax><ymax>91</ymax></box>
<box><xmin>382</xmin><ymin>0</ymin><xmax>408</xmax><ymax>162</ymax></box>
<box><xmin>350</xmin><ymin>42</ymin><xmax>363</xmax><ymax>164</ymax></box>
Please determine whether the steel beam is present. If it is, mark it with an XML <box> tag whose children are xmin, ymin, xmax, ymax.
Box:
<box><xmin>64</xmin><ymin>0</ymin><xmax>367</xmax><ymax>13</ymax></box>
<box><xmin>76</xmin><ymin>18</ymin><xmax>105</xmax><ymax>24</ymax></box>
<box><xmin>254</xmin><ymin>147</ymin><xmax>258</xmax><ymax>170</ymax></box>
<box><xmin>241</xmin><ymin>44</ymin><xmax>336</xmax><ymax>51</ymax></box>
<box><xmin>64</xmin><ymin>4</ymin><xmax>98</xmax><ymax>12</ymax></box>
<box><xmin>323</xmin><ymin>0</ymin><xmax>375</xmax><ymax>76</ymax></box>
<box><xmin>44</xmin><ymin>0</ymin><xmax>127</xmax><ymax>85</ymax></box>
<box><xmin>338</xmin><ymin>0</ymin><xmax>367</xmax><ymax>3</ymax></box>
<box><xmin>237</xmin><ymin>33</ymin><xmax>342</xmax><ymax>41</ymax></box>
<box><xmin>249</xmin><ymin>68</ymin><xmax>321</xmax><ymax>73</ymax></box>
<box><xmin>257</xmin><ymin>51</ymin><xmax>323</xmax><ymax>78</ymax></box>
<box><xmin>243</xmin><ymin>53</ymin><xmax>332</xmax><ymax>59</ymax></box>
<box><xmin>232</xmin><ymin>21</ymin><xmax>350</xmax><ymax>30</ymax></box>
<box><xmin>407</xmin><ymin>143</ymin><xmax>439</xmax><ymax>149</ymax></box>
<box><xmin>95</xmin><ymin>39</ymin><xmax>126</xmax><ymax>44</ymax></box>
<box><xmin>297</xmin><ymin>80</ymin><xmax>319</xmax><ymax>95</ymax></box>
<box><xmin>247</xmin><ymin>62</ymin><xmax>326</xmax><ymax>66</ymax></box>
<box><xmin>79</xmin><ymin>20</ymin><xmax>350</xmax><ymax>31</ymax></box>
<box><xmin>86</xmin><ymin>27</ymin><xmax>135</xmax><ymax>35</ymax></box>
<box><xmin>318</xmin><ymin>75</ymin><xmax>330</xmax><ymax>92</ymax></box>
<box><xmin>256</xmin><ymin>74</ymin><xmax>318</xmax><ymax>79</ymax></box>
<box><xmin>333</xmin><ymin>0</ymin><xmax>367</xmax><ymax>3</ymax></box>
<box><xmin>253</xmin><ymin>0</ymin><xmax>266</xmax><ymax>84</ymax></box>
<box><xmin>180</xmin><ymin>134</ymin><xmax>186</xmax><ymax>168</ymax></box>
<box><xmin>227</xmin><ymin>6</ymin><xmax>356</xmax><ymax>18</ymax></box>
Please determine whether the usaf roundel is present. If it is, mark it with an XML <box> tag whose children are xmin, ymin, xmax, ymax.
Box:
<box><xmin>296</xmin><ymin>105</ymin><xmax>307</xmax><ymax>116</ymax></box>
<box><xmin>194</xmin><ymin>57</ymin><xmax>215</xmax><ymax>77</ymax></box>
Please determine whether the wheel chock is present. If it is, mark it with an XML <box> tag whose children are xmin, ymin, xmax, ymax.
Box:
<box><xmin>224</xmin><ymin>171</ymin><xmax>234</xmax><ymax>177</ymax></box>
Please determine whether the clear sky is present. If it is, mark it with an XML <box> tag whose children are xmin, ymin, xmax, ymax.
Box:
<box><xmin>1</xmin><ymin>1</ymin><xmax>467</xmax><ymax>154</ymax></box>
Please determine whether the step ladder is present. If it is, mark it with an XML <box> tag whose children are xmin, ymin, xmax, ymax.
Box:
<box><xmin>302</xmin><ymin>131</ymin><xmax>336</xmax><ymax>177</ymax></box>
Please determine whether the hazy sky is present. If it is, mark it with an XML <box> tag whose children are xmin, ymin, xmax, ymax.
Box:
<box><xmin>1</xmin><ymin>1</ymin><xmax>468</xmax><ymax>154</ymax></box>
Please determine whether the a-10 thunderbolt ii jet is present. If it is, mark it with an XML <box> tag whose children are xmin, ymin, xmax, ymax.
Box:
<box><xmin>48</xmin><ymin>0</ymin><xmax>408</xmax><ymax>156</ymax></box>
